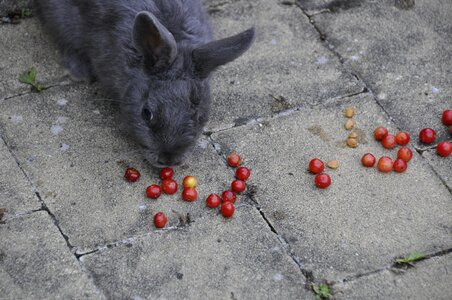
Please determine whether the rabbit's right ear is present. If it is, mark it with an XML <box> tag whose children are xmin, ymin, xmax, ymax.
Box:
<box><xmin>133</xmin><ymin>12</ymin><xmax>177</xmax><ymax>71</ymax></box>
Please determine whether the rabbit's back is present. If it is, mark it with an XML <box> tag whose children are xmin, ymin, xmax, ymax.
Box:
<box><xmin>36</xmin><ymin>0</ymin><xmax>214</xmax><ymax>94</ymax></box>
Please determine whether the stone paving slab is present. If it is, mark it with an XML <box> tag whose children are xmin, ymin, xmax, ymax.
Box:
<box><xmin>0</xmin><ymin>85</ymin><xmax>249</xmax><ymax>253</ymax></box>
<box><xmin>333</xmin><ymin>252</ymin><xmax>452</xmax><ymax>300</ymax></box>
<box><xmin>0</xmin><ymin>211</ymin><xmax>101</xmax><ymax>299</ymax></box>
<box><xmin>0</xmin><ymin>0</ymin><xmax>32</xmax><ymax>16</ymax></box>
<box><xmin>0</xmin><ymin>137</ymin><xmax>40</xmax><ymax>215</ymax></box>
<box><xmin>311</xmin><ymin>0</ymin><xmax>452</xmax><ymax>149</ymax></box>
<box><xmin>212</xmin><ymin>93</ymin><xmax>452</xmax><ymax>281</ymax></box>
<box><xmin>81</xmin><ymin>205</ymin><xmax>312</xmax><ymax>300</ymax></box>
<box><xmin>0</xmin><ymin>19</ymin><xmax>68</xmax><ymax>100</ymax></box>
<box><xmin>422</xmin><ymin>149</ymin><xmax>452</xmax><ymax>191</ymax></box>
<box><xmin>202</xmin><ymin>0</ymin><xmax>362</xmax><ymax>131</ymax></box>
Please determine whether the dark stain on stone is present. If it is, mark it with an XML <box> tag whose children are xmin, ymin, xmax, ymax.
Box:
<box><xmin>273</xmin><ymin>211</ymin><xmax>286</xmax><ymax>221</ymax></box>
<box><xmin>234</xmin><ymin>116</ymin><xmax>255</xmax><ymax>127</ymax></box>
<box><xmin>270</xmin><ymin>94</ymin><xmax>291</xmax><ymax>114</ymax></box>
<box><xmin>176</xmin><ymin>272</ymin><xmax>183</xmax><ymax>280</ymax></box>
<box><xmin>0</xmin><ymin>251</ymin><xmax>6</xmax><ymax>262</ymax></box>
<box><xmin>288</xmin><ymin>172</ymin><xmax>294</xmax><ymax>176</ymax></box>
<box><xmin>125</xmin><ymin>243</ymin><xmax>132</xmax><ymax>248</ymax></box>
<box><xmin>0</xmin><ymin>208</ymin><xmax>6</xmax><ymax>224</ymax></box>
<box><xmin>322</xmin><ymin>0</ymin><xmax>363</xmax><ymax>12</ymax></box>
<box><xmin>395</xmin><ymin>0</ymin><xmax>415</xmax><ymax>10</ymax></box>
<box><xmin>336</xmin><ymin>141</ymin><xmax>347</xmax><ymax>148</ymax></box>
<box><xmin>217</xmin><ymin>238</ymin><xmax>222</xmax><ymax>243</ymax></box>
<box><xmin>308</xmin><ymin>125</ymin><xmax>331</xmax><ymax>142</ymax></box>
<box><xmin>354</xmin><ymin>128</ymin><xmax>368</xmax><ymax>144</ymax></box>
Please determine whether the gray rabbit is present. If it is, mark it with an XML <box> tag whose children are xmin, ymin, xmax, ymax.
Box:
<box><xmin>36</xmin><ymin>0</ymin><xmax>255</xmax><ymax>166</ymax></box>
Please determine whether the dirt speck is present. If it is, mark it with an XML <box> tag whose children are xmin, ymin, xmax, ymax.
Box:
<box><xmin>354</xmin><ymin>128</ymin><xmax>368</xmax><ymax>144</ymax></box>
<box><xmin>273</xmin><ymin>211</ymin><xmax>286</xmax><ymax>221</ymax></box>
<box><xmin>270</xmin><ymin>95</ymin><xmax>291</xmax><ymax>113</ymax></box>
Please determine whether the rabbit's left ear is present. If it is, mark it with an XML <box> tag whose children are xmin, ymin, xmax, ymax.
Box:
<box><xmin>133</xmin><ymin>11</ymin><xmax>177</xmax><ymax>71</ymax></box>
<box><xmin>192</xmin><ymin>27</ymin><xmax>256</xmax><ymax>78</ymax></box>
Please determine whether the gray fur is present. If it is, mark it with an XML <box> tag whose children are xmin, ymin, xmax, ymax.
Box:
<box><xmin>35</xmin><ymin>0</ymin><xmax>255</xmax><ymax>166</ymax></box>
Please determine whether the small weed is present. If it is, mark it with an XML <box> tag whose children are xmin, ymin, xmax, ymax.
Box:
<box><xmin>395</xmin><ymin>251</ymin><xmax>426</xmax><ymax>266</ymax></box>
<box><xmin>312</xmin><ymin>283</ymin><xmax>331</xmax><ymax>299</ymax></box>
<box><xmin>19</xmin><ymin>67</ymin><xmax>47</xmax><ymax>92</ymax></box>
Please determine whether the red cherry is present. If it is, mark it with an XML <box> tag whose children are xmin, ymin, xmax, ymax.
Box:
<box><xmin>235</xmin><ymin>167</ymin><xmax>251</xmax><ymax>181</ymax></box>
<box><xmin>314</xmin><ymin>174</ymin><xmax>331</xmax><ymax>189</ymax></box>
<box><xmin>221</xmin><ymin>202</ymin><xmax>235</xmax><ymax>218</ymax></box>
<box><xmin>227</xmin><ymin>153</ymin><xmax>241</xmax><ymax>167</ymax></box>
<box><xmin>222</xmin><ymin>190</ymin><xmax>236</xmax><ymax>204</ymax></box>
<box><xmin>437</xmin><ymin>141</ymin><xmax>452</xmax><ymax>157</ymax></box>
<box><xmin>231</xmin><ymin>180</ymin><xmax>246</xmax><ymax>193</ymax></box>
<box><xmin>395</xmin><ymin>131</ymin><xmax>410</xmax><ymax>145</ymax></box>
<box><xmin>397</xmin><ymin>147</ymin><xmax>413</xmax><ymax>162</ymax></box>
<box><xmin>442</xmin><ymin>110</ymin><xmax>452</xmax><ymax>126</ymax></box>
<box><xmin>161</xmin><ymin>179</ymin><xmax>178</xmax><ymax>194</ymax></box>
<box><xmin>160</xmin><ymin>167</ymin><xmax>174</xmax><ymax>180</ymax></box>
<box><xmin>309</xmin><ymin>158</ymin><xmax>325</xmax><ymax>174</ymax></box>
<box><xmin>124</xmin><ymin>167</ymin><xmax>140</xmax><ymax>182</ymax></box>
<box><xmin>153</xmin><ymin>212</ymin><xmax>167</xmax><ymax>229</ymax></box>
<box><xmin>206</xmin><ymin>194</ymin><xmax>221</xmax><ymax>208</ymax></box>
<box><xmin>182</xmin><ymin>176</ymin><xmax>197</xmax><ymax>188</ymax></box>
<box><xmin>377</xmin><ymin>156</ymin><xmax>393</xmax><ymax>173</ymax></box>
<box><xmin>393</xmin><ymin>159</ymin><xmax>408</xmax><ymax>173</ymax></box>
<box><xmin>381</xmin><ymin>134</ymin><xmax>396</xmax><ymax>149</ymax></box>
<box><xmin>419</xmin><ymin>128</ymin><xmax>436</xmax><ymax>144</ymax></box>
<box><xmin>374</xmin><ymin>127</ymin><xmax>389</xmax><ymax>141</ymax></box>
<box><xmin>146</xmin><ymin>184</ymin><xmax>162</xmax><ymax>199</ymax></box>
<box><xmin>361</xmin><ymin>153</ymin><xmax>376</xmax><ymax>167</ymax></box>
<box><xmin>182</xmin><ymin>188</ymin><xmax>198</xmax><ymax>202</ymax></box>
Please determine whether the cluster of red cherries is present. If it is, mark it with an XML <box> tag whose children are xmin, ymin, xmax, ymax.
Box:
<box><xmin>361</xmin><ymin>109</ymin><xmax>452</xmax><ymax>173</ymax></box>
<box><xmin>123</xmin><ymin>152</ymin><xmax>251</xmax><ymax>229</ymax></box>
<box><xmin>308</xmin><ymin>159</ymin><xmax>332</xmax><ymax>189</ymax></box>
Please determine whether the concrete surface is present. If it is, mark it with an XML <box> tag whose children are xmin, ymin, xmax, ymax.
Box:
<box><xmin>203</xmin><ymin>0</ymin><xmax>362</xmax><ymax>131</ymax></box>
<box><xmin>333</xmin><ymin>252</ymin><xmax>452</xmax><ymax>300</ymax></box>
<box><xmin>0</xmin><ymin>0</ymin><xmax>31</xmax><ymax>16</ymax></box>
<box><xmin>1</xmin><ymin>0</ymin><xmax>451</xmax><ymax>298</ymax></box>
<box><xmin>212</xmin><ymin>93</ymin><xmax>452</xmax><ymax>281</ymax></box>
<box><xmin>0</xmin><ymin>211</ymin><xmax>101</xmax><ymax>299</ymax></box>
<box><xmin>0</xmin><ymin>137</ymin><xmax>40</xmax><ymax>215</ymax></box>
<box><xmin>311</xmin><ymin>0</ymin><xmax>452</xmax><ymax>149</ymax></box>
<box><xmin>82</xmin><ymin>206</ymin><xmax>311</xmax><ymax>300</ymax></box>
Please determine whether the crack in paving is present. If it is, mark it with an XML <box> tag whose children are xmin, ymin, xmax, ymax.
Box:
<box><xmin>207</xmin><ymin>135</ymin><xmax>315</xmax><ymax>290</ymax></box>
<box><xmin>204</xmin><ymin>88</ymin><xmax>370</xmax><ymax>136</ymax></box>
<box><xmin>0</xmin><ymin>131</ymin><xmax>105</xmax><ymax>297</ymax></box>
<box><xmin>293</xmin><ymin>0</ymin><xmax>452</xmax><ymax>197</ymax></box>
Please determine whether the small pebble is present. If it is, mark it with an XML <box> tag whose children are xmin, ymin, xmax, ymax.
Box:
<box><xmin>344</xmin><ymin>107</ymin><xmax>356</xmax><ymax>118</ymax></box>
<box><xmin>345</xmin><ymin>119</ymin><xmax>356</xmax><ymax>130</ymax></box>
<box><xmin>327</xmin><ymin>160</ymin><xmax>339</xmax><ymax>169</ymax></box>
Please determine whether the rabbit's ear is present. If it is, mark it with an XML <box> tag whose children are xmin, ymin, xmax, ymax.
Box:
<box><xmin>192</xmin><ymin>27</ymin><xmax>255</xmax><ymax>78</ymax></box>
<box><xmin>133</xmin><ymin>12</ymin><xmax>177</xmax><ymax>71</ymax></box>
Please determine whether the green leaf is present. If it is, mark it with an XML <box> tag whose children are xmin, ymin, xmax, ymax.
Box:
<box><xmin>19</xmin><ymin>67</ymin><xmax>47</xmax><ymax>93</ymax></box>
<box><xmin>21</xmin><ymin>8</ymin><xmax>32</xmax><ymax>18</ymax></box>
<box><xmin>19</xmin><ymin>67</ymin><xmax>37</xmax><ymax>85</ymax></box>
<box><xmin>396</xmin><ymin>251</ymin><xmax>426</xmax><ymax>264</ymax></box>
<box><xmin>312</xmin><ymin>283</ymin><xmax>331</xmax><ymax>299</ymax></box>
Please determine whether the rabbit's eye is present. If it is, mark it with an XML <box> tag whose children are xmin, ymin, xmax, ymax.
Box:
<box><xmin>142</xmin><ymin>108</ymin><xmax>157</xmax><ymax>127</ymax></box>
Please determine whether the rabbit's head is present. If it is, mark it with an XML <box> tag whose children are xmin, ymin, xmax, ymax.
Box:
<box><xmin>123</xmin><ymin>12</ymin><xmax>255</xmax><ymax>167</ymax></box>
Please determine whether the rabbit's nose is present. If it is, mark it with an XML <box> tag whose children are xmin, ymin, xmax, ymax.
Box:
<box><xmin>158</xmin><ymin>152</ymin><xmax>181</xmax><ymax>167</ymax></box>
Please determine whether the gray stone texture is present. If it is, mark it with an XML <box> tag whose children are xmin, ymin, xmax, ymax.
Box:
<box><xmin>423</xmin><ymin>148</ymin><xmax>452</xmax><ymax>190</ymax></box>
<box><xmin>0</xmin><ymin>211</ymin><xmax>100</xmax><ymax>299</ymax></box>
<box><xmin>0</xmin><ymin>18</ymin><xmax>68</xmax><ymax>100</ymax></box>
<box><xmin>333</xmin><ymin>252</ymin><xmax>452</xmax><ymax>300</ymax></box>
<box><xmin>0</xmin><ymin>137</ymin><xmax>40</xmax><ymax>216</ymax></box>
<box><xmin>82</xmin><ymin>206</ymin><xmax>312</xmax><ymax>300</ymax></box>
<box><xmin>311</xmin><ymin>0</ymin><xmax>452</xmax><ymax>149</ymax></box>
<box><xmin>202</xmin><ymin>0</ymin><xmax>362</xmax><ymax>131</ymax></box>
<box><xmin>212</xmin><ymin>94</ymin><xmax>452</xmax><ymax>281</ymax></box>
<box><xmin>0</xmin><ymin>0</ymin><xmax>32</xmax><ymax>16</ymax></box>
